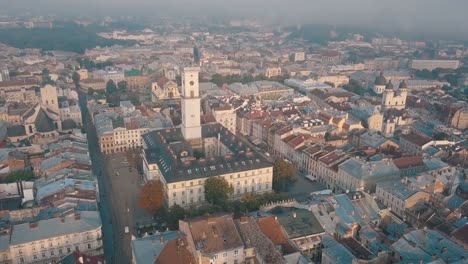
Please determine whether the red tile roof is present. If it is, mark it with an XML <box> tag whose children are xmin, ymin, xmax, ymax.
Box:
<box><xmin>393</xmin><ymin>156</ymin><xmax>424</xmax><ymax>169</ymax></box>
<box><xmin>155</xmin><ymin>237</ymin><xmax>197</xmax><ymax>264</ymax></box>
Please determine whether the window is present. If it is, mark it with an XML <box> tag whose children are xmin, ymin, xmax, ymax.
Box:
<box><xmin>234</xmin><ymin>249</ymin><xmax>239</xmax><ymax>256</ymax></box>
<box><xmin>20</xmin><ymin>258</ymin><xmax>24</xmax><ymax>263</ymax></box>
<box><xmin>223</xmin><ymin>252</ymin><xmax>227</xmax><ymax>258</ymax></box>
<box><xmin>18</xmin><ymin>249</ymin><xmax>22</xmax><ymax>254</ymax></box>
<box><xmin>67</xmin><ymin>248</ymin><xmax>71</xmax><ymax>253</ymax></box>
<box><xmin>50</xmin><ymin>250</ymin><xmax>54</xmax><ymax>256</ymax></box>
<box><xmin>88</xmin><ymin>244</ymin><xmax>91</xmax><ymax>249</ymax></box>
<box><xmin>42</xmin><ymin>253</ymin><xmax>46</xmax><ymax>258</ymax></box>
<box><xmin>75</xmin><ymin>246</ymin><xmax>79</xmax><ymax>251</ymax></box>
<box><xmin>173</xmin><ymin>192</ymin><xmax>176</xmax><ymax>197</ymax></box>
<box><xmin>59</xmin><ymin>249</ymin><xmax>63</xmax><ymax>254</ymax></box>
<box><xmin>213</xmin><ymin>254</ymin><xmax>218</xmax><ymax>260</ymax></box>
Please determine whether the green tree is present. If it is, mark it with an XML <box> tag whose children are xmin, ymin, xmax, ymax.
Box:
<box><xmin>106</xmin><ymin>80</ymin><xmax>119</xmax><ymax>106</ymax></box>
<box><xmin>273</xmin><ymin>160</ymin><xmax>296</xmax><ymax>192</ymax></box>
<box><xmin>204</xmin><ymin>176</ymin><xmax>234</xmax><ymax>206</ymax></box>
<box><xmin>5</xmin><ymin>170</ymin><xmax>35</xmax><ymax>183</ymax></box>
<box><xmin>106</xmin><ymin>80</ymin><xmax>117</xmax><ymax>94</ymax></box>
<box><xmin>117</xmin><ymin>80</ymin><xmax>128</xmax><ymax>93</ymax></box>
<box><xmin>72</xmin><ymin>71</ymin><xmax>80</xmax><ymax>89</ymax></box>
<box><xmin>128</xmin><ymin>93</ymin><xmax>141</xmax><ymax>106</ymax></box>
<box><xmin>167</xmin><ymin>205</ymin><xmax>186</xmax><ymax>230</ymax></box>
<box><xmin>41</xmin><ymin>68</ymin><xmax>55</xmax><ymax>86</ymax></box>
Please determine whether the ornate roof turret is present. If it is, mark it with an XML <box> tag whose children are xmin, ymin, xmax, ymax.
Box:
<box><xmin>374</xmin><ymin>72</ymin><xmax>387</xmax><ymax>86</ymax></box>
<box><xmin>385</xmin><ymin>80</ymin><xmax>394</xmax><ymax>90</ymax></box>
<box><xmin>399</xmin><ymin>80</ymin><xmax>408</xmax><ymax>89</ymax></box>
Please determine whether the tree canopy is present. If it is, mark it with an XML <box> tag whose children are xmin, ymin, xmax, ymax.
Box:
<box><xmin>105</xmin><ymin>80</ymin><xmax>120</xmax><ymax>106</ymax></box>
<box><xmin>4</xmin><ymin>170</ymin><xmax>35</xmax><ymax>183</ymax></box>
<box><xmin>138</xmin><ymin>180</ymin><xmax>164</xmax><ymax>215</ymax></box>
<box><xmin>204</xmin><ymin>176</ymin><xmax>234</xmax><ymax>206</ymax></box>
<box><xmin>0</xmin><ymin>22</ymin><xmax>134</xmax><ymax>54</ymax></box>
<box><xmin>41</xmin><ymin>68</ymin><xmax>55</xmax><ymax>86</ymax></box>
<box><xmin>117</xmin><ymin>81</ymin><xmax>128</xmax><ymax>93</ymax></box>
<box><xmin>272</xmin><ymin>160</ymin><xmax>296</xmax><ymax>192</ymax></box>
<box><xmin>72</xmin><ymin>71</ymin><xmax>80</xmax><ymax>89</ymax></box>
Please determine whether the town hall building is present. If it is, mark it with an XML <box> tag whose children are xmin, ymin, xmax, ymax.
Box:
<box><xmin>142</xmin><ymin>67</ymin><xmax>273</xmax><ymax>207</ymax></box>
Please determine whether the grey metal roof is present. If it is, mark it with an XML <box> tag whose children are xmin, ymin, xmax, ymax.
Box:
<box><xmin>267</xmin><ymin>206</ymin><xmax>324</xmax><ymax>239</ymax></box>
<box><xmin>7</xmin><ymin>125</ymin><xmax>26</xmax><ymax>137</ymax></box>
<box><xmin>10</xmin><ymin>211</ymin><xmax>101</xmax><ymax>245</ymax></box>
<box><xmin>374</xmin><ymin>72</ymin><xmax>387</xmax><ymax>86</ymax></box>
<box><xmin>35</xmin><ymin>108</ymin><xmax>56</xmax><ymax>133</ymax></box>
<box><xmin>0</xmin><ymin>235</ymin><xmax>10</xmax><ymax>251</ymax></box>
<box><xmin>338</xmin><ymin>158</ymin><xmax>400</xmax><ymax>180</ymax></box>
<box><xmin>142</xmin><ymin>123</ymin><xmax>272</xmax><ymax>184</ymax></box>
<box><xmin>131</xmin><ymin>231</ymin><xmax>179</xmax><ymax>264</ymax></box>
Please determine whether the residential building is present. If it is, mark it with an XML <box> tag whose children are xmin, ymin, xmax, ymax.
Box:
<box><xmin>264</xmin><ymin>66</ymin><xmax>282</xmax><ymax>78</ymax></box>
<box><xmin>337</xmin><ymin>158</ymin><xmax>400</xmax><ymax>192</ymax></box>
<box><xmin>399</xmin><ymin>132</ymin><xmax>432</xmax><ymax>156</ymax></box>
<box><xmin>234</xmin><ymin>217</ymin><xmax>285</xmax><ymax>264</ymax></box>
<box><xmin>391</xmin><ymin>229</ymin><xmax>468</xmax><ymax>263</ymax></box>
<box><xmin>212</xmin><ymin>106</ymin><xmax>236</xmax><ymax>135</ymax></box>
<box><xmin>376</xmin><ymin>181</ymin><xmax>431</xmax><ymax>218</ymax></box>
<box><xmin>124</xmin><ymin>70</ymin><xmax>151</xmax><ymax>91</ymax></box>
<box><xmin>410</xmin><ymin>59</ymin><xmax>460</xmax><ymax>70</ymax></box>
<box><xmin>266</xmin><ymin>206</ymin><xmax>325</xmax><ymax>257</ymax></box>
<box><xmin>131</xmin><ymin>231</ymin><xmax>196</xmax><ymax>264</ymax></box>
<box><xmin>9</xmin><ymin>211</ymin><xmax>103</xmax><ymax>264</ymax></box>
<box><xmin>179</xmin><ymin>214</ymin><xmax>245</xmax><ymax>264</ymax></box>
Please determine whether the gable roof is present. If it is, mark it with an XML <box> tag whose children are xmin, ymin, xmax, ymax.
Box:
<box><xmin>184</xmin><ymin>214</ymin><xmax>244</xmax><ymax>254</ymax></box>
<box><xmin>35</xmin><ymin>108</ymin><xmax>56</xmax><ymax>133</ymax></box>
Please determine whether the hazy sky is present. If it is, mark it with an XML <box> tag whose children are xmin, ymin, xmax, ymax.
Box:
<box><xmin>2</xmin><ymin>0</ymin><xmax>468</xmax><ymax>37</ymax></box>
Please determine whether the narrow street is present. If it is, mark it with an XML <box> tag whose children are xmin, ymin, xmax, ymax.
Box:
<box><xmin>78</xmin><ymin>91</ymin><xmax>115</xmax><ymax>262</ymax></box>
<box><xmin>78</xmin><ymin>90</ymin><xmax>151</xmax><ymax>263</ymax></box>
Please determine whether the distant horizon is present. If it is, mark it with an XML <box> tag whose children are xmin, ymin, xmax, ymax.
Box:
<box><xmin>1</xmin><ymin>0</ymin><xmax>468</xmax><ymax>40</ymax></box>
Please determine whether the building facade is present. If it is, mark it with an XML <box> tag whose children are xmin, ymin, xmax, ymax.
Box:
<box><xmin>9</xmin><ymin>212</ymin><xmax>103</xmax><ymax>264</ymax></box>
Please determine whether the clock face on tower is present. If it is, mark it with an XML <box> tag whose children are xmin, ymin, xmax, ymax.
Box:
<box><xmin>189</xmin><ymin>81</ymin><xmax>194</xmax><ymax>86</ymax></box>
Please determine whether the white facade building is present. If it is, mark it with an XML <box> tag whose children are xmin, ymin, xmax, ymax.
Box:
<box><xmin>9</xmin><ymin>212</ymin><xmax>103</xmax><ymax>264</ymax></box>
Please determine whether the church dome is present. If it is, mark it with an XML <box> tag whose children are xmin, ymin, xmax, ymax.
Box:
<box><xmin>374</xmin><ymin>72</ymin><xmax>387</xmax><ymax>86</ymax></box>
<box><xmin>385</xmin><ymin>81</ymin><xmax>394</xmax><ymax>90</ymax></box>
<box><xmin>399</xmin><ymin>80</ymin><xmax>408</xmax><ymax>89</ymax></box>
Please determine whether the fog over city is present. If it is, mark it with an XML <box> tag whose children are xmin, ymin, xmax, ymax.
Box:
<box><xmin>3</xmin><ymin>0</ymin><xmax>468</xmax><ymax>36</ymax></box>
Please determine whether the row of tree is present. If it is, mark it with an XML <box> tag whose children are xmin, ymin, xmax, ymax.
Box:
<box><xmin>138</xmin><ymin>160</ymin><xmax>297</xmax><ymax>228</ymax></box>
